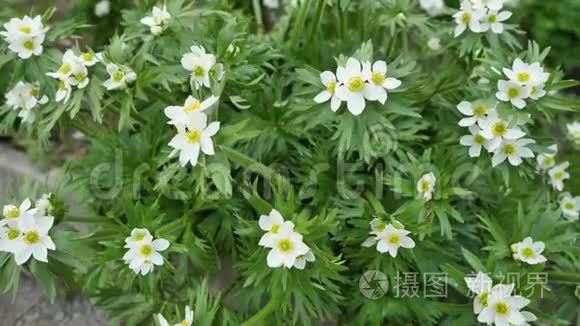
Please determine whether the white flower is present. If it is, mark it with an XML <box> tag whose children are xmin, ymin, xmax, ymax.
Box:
<box><xmin>427</xmin><ymin>37</ymin><xmax>441</xmax><ymax>50</ymax></box>
<box><xmin>491</xmin><ymin>138</ymin><xmax>535</xmax><ymax>167</ymax></box>
<box><xmin>95</xmin><ymin>0</ymin><xmax>111</xmax><ymax>17</ymax></box>
<box><xmin>181</xmin><ymin>46</ymin><xmax>217</xmax><ymax>89</ymax></box>
<box><xmin>66</xmin><ymin>63</ymin><xmax>90</xmax><ymax>89</ymax></box>
<box><xmin>1</xmin><ymin>198</ymin><xmax>32</xmax><ymax>229</ymax></box>
<box><xmin>528</xmin><ymin>83</ymin><xmax>546</xmax><ymax>100</ymax></box>
<box><xmin>313</xmin><ymin>71</ymin><xmax>342</xmax><ymax>112</ymax></box>
<box><xmin>140</xmin><ymin>5</ymin><xmax>171</xmax><ymax>35</ymax></box>
<box><xmin>11</xmin><ymin>213</ymin><xmax>56</xmax><ymax>265</ymax></box>
<box><xmin>0</xmin><ymin>225</ymin><xmax>22</xmax><ymax>253</ymax></box>
<box><xmin>46</xmin><ymin>49</ymin><xmax>80</xmax><ymax>81</ymax></box>
<box><xmin>265</xmin><ymin>226</ymin><xmax>309</xmax><ymax>268</ymax></box>
<box><xmin>567</xmin><ymin>121</ymin><xmax>580</xmax><ymax>145</ymax></box>
<box><xmin>495</xmin><ymin>80</ymin><xmax>531</xmax><ymax>109</ymax></box>
<box><xmin>479</xmin><ymin>10</ymin><xmax>511</xmax><ymax>34</ymax></box>
<box><xmin>417</xmin><ymin>172</ymin><xmax>436</xmax><ymax>201</ymax></box>
<box><xmin>55</xmin><ymin>80</ymin><xmax>72</xmax><ymax>103</ymax></box>
<box><xmin>456</xmin><ymin>100</ymin><xmax>497</xmax><ymax>126</ymax></box>
<box><xmin>258</xmin><ymin>209</ymin><xmax>295</xmax><ymax>247</ymax></box>
<box><xmin>168</xmin><ymin>113</ymin><xmax>220</xmax><ymax>167</ymax></box>
<box><xmin>482</xmin><ymin>0</ymin><xmax>505</xmax><ymax>11</ymax></box>
<box><xmin>536</xmin><ymin>144</ymin><xmax>557</xmax><ymax>170</ymax></box>
<box><xmin>335</xmin><ymin>58</ymin><xmax>373</xmax><ymax>116</ymax></box>
<box><xmin>35</xmin><ymin>194</ymin><xmax>52</xmax><ymax>216</ymax></box>
<box><xmin>157</xmin><ymin>314</ymin><xmax>170</xmax><ymax>326</ymax></box>
<box><xmin>5</xmin><ymin>81</ymin><xmax>48</xmax><ymax>122</ymax></box>
<box><xmin>123</xmin><ymin>230</ymin><xmax>170</xmax><ymax>276</ymax></box>
<box><xmin>373</xmin><ymin>223</ymin><xmax>415</xmax><ymax>257</ymax></box>
<box><xmin>502</xmin><ymin>59</ymin><xmax>549</xmax><ymax>87</ymax></box>
<box><xmin>559</xmin><ymin>193</ymin><xmax>580</xmax><ymax>221</ymax></box>
<box><xmin>478</xmin><ymin>284</ymin><xmax>531</xmax><ymax>326</ymax></box>
<box><xmin>158</xmin><ymin>305</ymin><xmax>194</xmax><ymax>326</ymax></box>
<box><xmin>453</xmin><ymin>2</ymin><xmax>484</xmax><ymax>37</ymax></box>
<box><xmin>419</xmin><ymin>0</ymin><xmax>446</xmax><ymax>16</ymax></box>
<box><xmin>164</xmin><ymin>95</ymin><xmax>219</xmax><ymax>127</ymax></box>
<box><xmin>547</xmin><ymin>162</ymin><xmax>569</xmax><ymax>191</ymax></box>
<box><xmin>460</xmin><ymin>125</ymin><xmax>491</xmax><ymax>157</ymax></box>
<box><xmin>478</xmin><ymin>116</ymin><xmax>525</xmax><ymax>151</ymax></box>
<box><xmin>103</xmin><ymin>64</ymin><xmax>137</xmax><ymax>90</ymax></box>
<box><xmin>124</xmin><ymin>228</ymin><xmax>153</xmax><ymax>248</ymax></box>
<box><xmin>361</xmin><ymin>60</ymin><xmax>401</xmax><ymax>105</ymax></box>
<box><xmin>293</xmin><ymin>249</ymin><xmax>315</xmax><ymax>269</ymax></box>
<box><xmin>511</xmin><ymin>237</ymin><xmax>547</xmax><ymax>265</ymax></box>
<box><xmin>465</xmin><ymin>272</ymin><xmax>493</xmax><ymax>314</ymax></box>
<box><xmin>263</xmin><ymin>0</ymin><xmax>280</xmax><ymax>9</ymax></box>
<box><xmin>1</xmin><ymin>15</ymin><xmax>47</xmax><ymax>59</ymax></box>
<box><xmin>78</xmin><ymin>51</ymin><xmax>99</xmax><ymax>66</ymax></box>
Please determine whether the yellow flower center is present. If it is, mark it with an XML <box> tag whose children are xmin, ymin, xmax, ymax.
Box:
<box><xmin>23</xmin><ymin>231</ymin><xmax>40</xmax><ymax>245</ymax></box>
<box><xmin>270</xmin><ymin>224</ymin><xmax>280</xmax><ymax>234</ymax></box>
<box><xmin>507</xmin><ymin>87</ymin><xmax>520</xmax><ymax>99</ymax></box>
<box><xmin>421</xmin><ymin>180</ymin><xmax>431</xmax><ymax>192</ymax></box>
<box><xmin>492</xmin><ymin>122</ymin><xmax>507</xmax><ymax>137</ymax></box>
<box><xmin>461</xmin><ymin>13</ymin><xmax>471</xmax><ymax>24</ymax></box>
<box><xmin>5</xmin><ymin>207</ymin><xmax>21</xmax><ymax>219</ymax></box>
<box><xmin>543</xmin><ymin>157</ymin><xmax>554</xmax><ymax>166</ymax></box>
<box><xmin>553</xmin><ymin>171</ymin><xmax>563</xmax><ymax>180</ymax></box>
<box><xmin>478</xmin><ymin>291</ymin><xmax>490</xmax><ymax>307</ymax></box>
<box><xmin>564</xmin><ymin>202</ymin><xmax>574</xmax><ymax>210</ymax></box>
<box><xmin>488</xmin><ymin>15</ymin><xmax>497</xmax><ymax>23</ymax></box>
<box><xmin>502</xmin><ymin>144</ymin><xmax>516</xmax><ymax>156</ymax></box>
<box><xmin>82</xmin><ymin>52</ymin><xmax>94</xmax><ymax>61</ymax></box>
<box><xmin>180</xmin><ymin>321</ymin><xmax>188</xmax><ymax>326</ymax></box>
<box><xmin>516</xmin><ymin>72</ymin><xmax>530</xmax><ymax>83</ymax></box>
<box><xmin>193</xmin><ymin>65</ymin><xmax>205</xmax><ymax>77</ymax></box>
<box><xmin>327</xmin><ymin>79</ymin><xmax>336</xmax><ymax>94</ymax></box>
<box><xmin>277</xmin><ymin>239</ymin><xmax>293</xmax><ymax>252</ymax></box>
<box><xmin>185</xmin><ymin>129</ymin><xmax>202</xmax><ymax>144</ymax></box>
<box><xmin>371</xmin><ymin>72</ymin><xmax>385</xmax><ymax>85</ymax></box>
<box><xmin>7</xmin><ymin>228</ymin><xmax>20</xmax><ymax>240</ymax></box>
<box><xmin>184</xmin><ymin>99</ymin><xmax>201</xmax><ymax>112</ymax></box>
<box><xmin>20</xmin><ymin>26</ymin><xmax>31</xmax><ymax>34</ymax></box>
<box><xmin>387</xmin><ymin>233</ymin><xmax>401</xmax><ymax>245</ymax></box>
<box><xmin>113</xmin><ymin>71</ymin><xmax>124</xmax><ymax>82</ymax></box>
<box><xmin>472</xmin><ymin>105</ymin><xmax>486</xmax><ymax>117</ymax></box>
<box><xmin>376</xmin><ymin>222</ymin><xmax>386</xmax><ymax>232</ymax></box>
<box><xmin>30</xmin><ymin>88</ymin><xmax>39</xmax><ymax>97</ymax></box>
<box><xmin>522</xmin><ymin>247</ymin><xmax>535</xmax><ymax>259</ymax></box>
<box><xmin>140</xmin><ymin>244</ymin><xmax>153</xmax><ymax>256</ymax></box>
<box><xmin>59</xmin><ymin>63</ymin><xmax>72</xmax><ymax>75</ymax></box>
<box><xmin>494</xmin><ymin>301</ymin><xmax>509</xmax><ymax>315</ymax></box>
<box><xmin>23</xmin><ymin>39</ymin><xmax>35</xmax><ymax>50</ymax></box>
<box><xmin>134</xmin><ymin>232</ymin><xmax>146</xmax><ymax>241</ymax></box>
<box><xmin>347</xmin><ymin>76</ymin><xmax>365</xmax><ymax>92</ymax></box>
<box><xmin>474</xmin><ymin>134</ymin><xmax>486</xmax><ymax>145</ymax></box>
<box><xmin>75</xmin><ymin>74</ymin><xmax>85</xmax><ymax>82</ymax></box>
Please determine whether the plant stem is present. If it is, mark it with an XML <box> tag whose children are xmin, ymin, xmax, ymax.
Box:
<box><xmin>252</xmin><ymin>0</ymin><xmax>264</xmax><ymax>35</ymax></box>
<box><xmin>242</xmin><ymin>298</ymin><xmax>277</xmax><ymax>326</ymax></box>
<box><xmin>64</xmin><ymin>215</ymin><xmax>105</xmax><ymax>223</ymax></box>
<box><xmin>290</xmin><ymin>0</ymin><xmax>312</xmax><ymax>48</ymax></box>
<box><xmin>548</xmin><ymin>271</ymin><xmax>580</xmax><ymax>283</ymax></box>
<box><xmin>307</xmin><ymin>0</ymin><xmax>325</xmax><ymax>41</ymax></box>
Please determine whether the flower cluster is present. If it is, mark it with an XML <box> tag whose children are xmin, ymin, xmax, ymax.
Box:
<box><xmin>566</xmin><ymin>121</ymin><xmax>580</xmax><ymax>145</ymax></box>
<box><xmin>181</xmin><ymin>45</ymin><xmax>224</xmax><ymax>90</ymax></box>
<box><xmin>0</xmin><ymin>195</ymin><xmax>56</xmax><ymax>265</ymax></box>
<box><xmin>258</xmin><ymin>209</ymin><xmax>315</xmax><ymax>269</ymax></box>
<box><xmin>362</xmin><ymin>219</ymin><xmax>415</xmax><ymax>258</ymax></box>
<box><xmin>559</xmin><ymin>192</ymin><xmax>580</xmax><ymax>221</ymax></box>
<box><xmin>158</xmin><ymin>306</ymin><xmax>193</xmax><ymax>326</ymax></box>
<box><xmin>123</xmin><ymin>228</ymin><xmax>170</xmax><ymax>275</ymax></box>
<box><xmin>457</xmin><ymin>102</ymin><xmax>535</xmax><ymax>167</ymax></box>
<box><xmin>141</xmin><ymin>5</ymin><xmax>171</xmax><ymax>35</ymax></box>
<box><xmin>453</xmin><ymin>0</ymin><xmax>512</xmax><ymax>37</ymax></box>
<box><xmin>103</xmin><ymin>63</ymin><xmax>137</xmax><ymax>91</ymax></box>
<box><xmin>465</xmin><ymin>273</ymin><xmax>536</xmax><ymax>326</ymax></box>
<box><xmin>314</xmin><ymin>57</ymin><xmax>401</xmax><ymax>116</ymax></box>
<box><xmin>510</xmin><ymin>237</ymin><xmax>547</xmax><ymax>265</ymax></box>
<box><xmin>496</xmin><ymin>58</ymin><xmax>550</xmax><ymax>109</ymax></box>
<box><xmin>5</xmin><ymin>81</ymin><xmax>48</xmax><ymax>123</ymax></box>
<box><xmin>46</xmin><ymin>49</ymin><xmax>99</xmax><ymax>102</ymax></box>
<box><xmin>0</xmin><ymin>15</ymin><xmax>48</xmax><ymax>59</ymax></box>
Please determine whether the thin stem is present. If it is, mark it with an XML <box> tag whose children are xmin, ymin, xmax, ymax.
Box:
<box><xmin>307</xmin><ymin>0</ymin><xmax>325</xmax><ymax>42</ymax></box>
<box><xmin>252</xmin><ymin>0</ymin><xmax>264</xmax><ymax>35</ymax></box>
<box><xmin>290</xmin><ymin>0</ymin><xmax>312</xmax><ymax>48</ymax></box>
<box><xmin>242</xmin><ymin>298</ymin><xmax>277</xmax><ymax>326</ymax></box>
